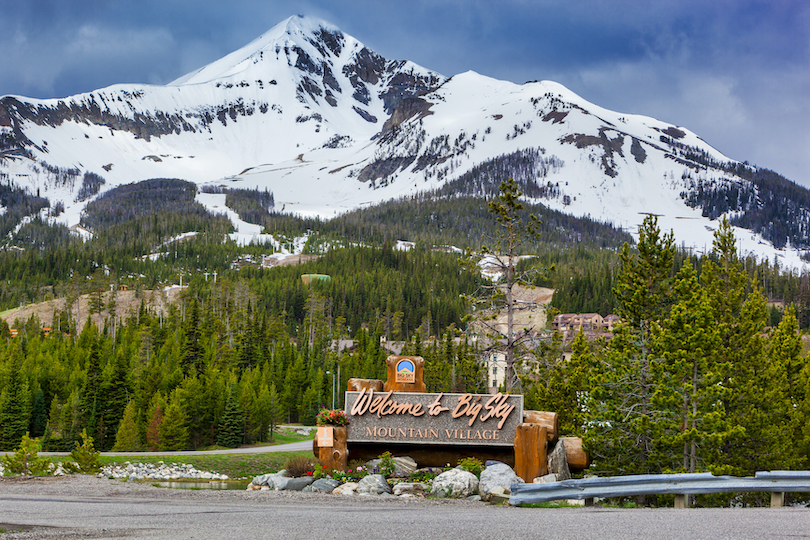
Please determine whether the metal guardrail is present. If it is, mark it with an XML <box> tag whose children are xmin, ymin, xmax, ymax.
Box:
<box><xmin>509</xmin><ymin>471</ymin><xmax>810</xmax><ymax>506</ymax></box>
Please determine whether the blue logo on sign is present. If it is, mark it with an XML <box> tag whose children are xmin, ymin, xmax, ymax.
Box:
<box><xmin>397</xmin><ymin>359</ymin><xmax>415</xmax><ymax>373</ymax></box>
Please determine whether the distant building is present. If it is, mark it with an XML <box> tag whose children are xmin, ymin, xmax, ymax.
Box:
<box><xmin>552</xmin><ymin>312</ymin><xmax>619</xmax><ymax>341</ymax></box>
<box><xmin>484</xmin><ymin>351</ymin><xmax>507</xmax><ymax>393</ymax></box>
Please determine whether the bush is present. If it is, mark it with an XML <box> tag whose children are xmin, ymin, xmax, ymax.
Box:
<box><xmin>284</xmin><ymin>455</ymin><xmax>314</xmax><ymax>477</ymax></box>
<box><xmin>376</xmin><ymin>451</ymin><xmax>396</xmax><ymax>478</ymax></box>
<box><xmin>64</xmin><ymin>429</ymin><xmax>102</xmax><ymax>474</ymax></box>
<box><xmin>457</xmin><ymin>457</ymin><xmax>484</xmax><ymax>478</ymax></box>
<box><xmin>1</xmin><ymin>433</ymin><xmax>51</xmax><ymax>476</ymax></box>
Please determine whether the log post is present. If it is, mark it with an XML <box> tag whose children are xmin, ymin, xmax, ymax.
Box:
<box><xmin>316</xmin><ymin>426</ymin><xmax>348</xmax><ymax>472</ymax></box>
<box><xmin>514</xmin><ymin>423</ymin><xmax>548</xmax><ymax>482</ymax></box>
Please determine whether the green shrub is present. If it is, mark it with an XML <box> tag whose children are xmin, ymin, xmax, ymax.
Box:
<box><xmin>1</xmin><ymin>433</ymin><xmax>51</xmax><ymax>476</ymax></box>
<box><xmin>64</xmin><ymin>429</ymin><xmax>102</xmax><ymax>474</ymax></box>
<box><xmin>457</xmin><ymin>457</ymin><xmax>484</xmax><ymax>477</ymax></box>
<box><xmin>375</xmin><ymin>451</ymin><xmax>396</xmax><ymax>478</ymax></box>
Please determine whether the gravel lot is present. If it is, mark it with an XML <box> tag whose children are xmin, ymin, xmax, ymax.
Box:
<box><xmin>2</xmin><ymin>475</ymin><xmax>808</xmax><ymax>540</ymax></box>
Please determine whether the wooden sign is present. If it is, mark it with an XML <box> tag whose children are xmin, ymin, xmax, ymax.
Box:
<box><xmin>317</xmin><ymin>426</ymin><xmax>334</xmax><ymax>447</ymax></box>
<box><xmin>345</xmin><ymin>390</ymin><xmax>523</xmax><ymax>447</ymax></box>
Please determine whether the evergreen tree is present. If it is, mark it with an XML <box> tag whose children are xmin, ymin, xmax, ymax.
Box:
<box><xmin>761</xmin><ymin>305</ymin><xmax>805</xmax><ymax>470</ymax></box>
<box><xmin>0</xmin><ymin>346</ymin><xmax>29</xmax><ymax>450</ymax></box>
<box><xmin>702</xmin><ymin>219</ymin><xmax>770</xmax><ymax>475</ymax></box>
<box><xmin>159</xmin><ymin>392</ymin><xmax>189</xmax><ymax>451</ymax></box>
<box><xmin>29</xmin><ymin>387</ymin><xmax>48</xmax><ymax>438</ymax></box>
<box><xmin>217</xmin><ymin>387</ymin><xmax>243</xmax><ymax>448</ymax></box>
<box><xmin>651</xmin><ymin>263</ymin><xmax>733</xmax><ymax>473</ymax></box>
<box><xmin>112</xmin><ymin>400</ymin><xmax>142</xmax><ymax>451</ymax></box>
<box><xmin>99</xmin><ymin>351</ymin><xmax>131</xmax><ymax>450</ymax></box>
<box><xmin>587</xmin><ymin>215</ymin><xmax>676</xmax><ymax>476</ymax></box>
<box><xmin>79</xmin><ymin>333</ymin><xmax>103</xmax><ymax>444</ymax></box>
<box><xmin>145</xmin><ymin>392</ymin><xmax>166</xmax><ymax>452</ymax></box>
<box><xmin>266</xmin><ymin>383</ymin><xmax>282</xmax><ymax>442</ymax></box>
<box><xmin>529</xmin><ymin>329</ymin><xmax>593</xmax><ymax>436</ymax></box>
<box><xmin>180</xmin><ymin>298</ymin><xmax>203</xmax><ymax>376</ymax></box>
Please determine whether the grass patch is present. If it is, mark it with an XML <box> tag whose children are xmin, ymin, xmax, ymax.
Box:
<box><xmin>98</xmin><ymin>451</ymin><xmax>311</xmax><ymax>479</ymax></box>
<box><xmin>268</xmin><ymin>430</ymin><xmax>314</xmax><ymax>445</ymax></box>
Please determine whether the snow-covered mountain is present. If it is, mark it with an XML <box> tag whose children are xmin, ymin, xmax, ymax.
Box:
<box><xmin>1</xmin><ymin>15</ymin><xmax>808</xmax><ymax>267</ymax></box>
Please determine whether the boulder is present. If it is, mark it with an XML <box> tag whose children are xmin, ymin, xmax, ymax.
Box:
<box><xmin>479</xmin><ymin>462</ymin><xmax>522</xmax><ymax>502</ymax></box>
<box><xmin>356</xmin><ymin>474</ymin><xmax>392</xmax><ymax>495</ymax></box>
<box><xmin>533</xmin><ymin>473</ymin><xmax>559</xmax><ymax>484</ymax></box>
<box><xmin>284</xmin><ymin>477</ymin><xmax>315</xmax><ymax>491</ymax></box>
<box><xmin>306</xmin><ymin>478</ymin><xmax>341</xmax><ymax>493</ymax></box>
<box><xmin>430</xmin><ymin>468</ymin><xmax>479</xmax><ymax>499</ymax></box>
<box><xmin>249</xmin><ymin>471</ymin><xmax>291</xmax><ymax>490</ymax></box>
<box><xmin>393</xmin><ymin>482</ymin><xmax>429</xmax><ymax>497</ymax></box>
<box><xmin>547</xmin><ymin>439</ymin><xmax>572</xmax><ymax>481</ymax></box>
<box><xmin>333</xmin><ymin>481</ymin><xmax>358</xmax><ymax>495</ymax></box>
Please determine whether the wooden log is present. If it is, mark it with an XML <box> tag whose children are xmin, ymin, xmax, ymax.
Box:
<box><xmin>383</xmin><ymin>356</ymin><xmax>426</xmax><ymax>393</ymax></box>
<box><xmin>347</xmin><ymin>378</ymin><xmax>384</xmax><ymax>392</ymax></box>
<box><xmin>522</xmin><ymin>410</ymin><xmax>559</xmax><ymax>443</ymax></box>
<box><xmin>514</xmin><ymin>423</ymin><xmax>548</xmax><ymax>483</ymax></box>
<box><xmin>560</xmin><ymin>436</ymin><xmax>589</xmax><ymax>470</ymax></box>
<box><xmin>316</xmin><ymin>426</ymin><xmax>348</xmax><ymax>472</ymax></box>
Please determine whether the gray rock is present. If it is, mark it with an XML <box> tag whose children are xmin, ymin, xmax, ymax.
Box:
<box><xmin>356</xmin><ymin>474</ymin><xmax>392</xmax><ymax>495</ymax></box>
<box><xmin>533</xmin><ymin>473</ymin><xmax>559</xmax><ymax>484</ymax></box>
<box><xmin>547</xmin><ymin>439</ymin><xmax>572</xmax><ymax>481</ymax></box>
<box><xmin>365</xmin><ymin>456</ymin><xmax>417</xmax><ymax>477</ymax></box>
<box><xmin>284</xmin><ymin>477</ymin><xmax>316</xmax><ymax>491</ymax></box>
<box><xmin>250</xmin><ymin>471</ymin><xmax>291</xmax><ymax>490</ymax></box>
<box><xmin>430</xmin><ymin>468</ymin><xmax>479</xmax><ymax>499</ymax></box>
<box><xmin>309</xmin><ymin>478</ymin><xmax>341</xmax><ymax>493</ymax></box>
<box><xmin>479</xmin><ymin>462</ymin><xmax>522</xmax><ymax>502</ymax></box>
<box><xmin>392</xmin><ymin>482</ymin><xmax>429</xmax><ymax>497</ymax></box>
<box><xmin>467</xmin><ymin>495</ymin><xmax>482</xmax><ymax>502</ymax></box>
<box><xmin>332</xmin><ymin>481</ymin><xmax>358</xmax><ymax>495</ymax></box>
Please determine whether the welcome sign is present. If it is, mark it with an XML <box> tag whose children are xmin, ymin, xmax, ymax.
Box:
<box><xmin>345</xmin><ymin>389</ymin><xmax>523</xmax><ymax>447</ymax></box>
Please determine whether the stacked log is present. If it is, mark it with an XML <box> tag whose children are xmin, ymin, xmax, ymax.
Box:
<box><xmin>522</xmin><ymin>411</ymin><xmax>559</xmax><ymax>443</ymax></box>
<box><xmin>346</xmin><ymin>378</ymin><xmax>384</xmax><ymax>392</ymax></box>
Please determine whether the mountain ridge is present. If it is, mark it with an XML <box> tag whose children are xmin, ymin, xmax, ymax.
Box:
<box><xmin>1</xmin><ymin>15</ymin><xmax>808</xmax><ymax>268</ymax></box>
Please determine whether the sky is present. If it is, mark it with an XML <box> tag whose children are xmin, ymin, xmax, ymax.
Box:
<box><xmin>2</xmin><ymin>0</ymin><xmax>808</xmax><ymax>186</ymax></box>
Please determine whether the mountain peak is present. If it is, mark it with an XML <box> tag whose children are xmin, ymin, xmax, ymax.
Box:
<box><xmin>170</xmin><ymin>15</ymin><xmax>345</xmax><ymax>86</ymax></box>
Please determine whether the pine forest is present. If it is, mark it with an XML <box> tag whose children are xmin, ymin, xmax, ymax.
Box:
<box><xmin>1</xmin><ymin>177</ymin><xmax>810</xmax><ymax>492</ymax></box>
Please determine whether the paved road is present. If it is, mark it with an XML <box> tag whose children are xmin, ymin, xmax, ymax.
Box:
<box><xmin>1</xmin><ymin>477</ymin><xmax>808</xmax><ymax>540</ymax></box>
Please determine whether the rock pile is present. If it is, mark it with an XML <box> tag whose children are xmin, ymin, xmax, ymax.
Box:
<box><xmin>246</xmin><ymin>458</ymin><xmax>536</xmax><ymax>503</ymax></box>
<box><xmin>102</xmin><ymin>462</ymin><xmax>229</xmax><ymax>481</ymax></box>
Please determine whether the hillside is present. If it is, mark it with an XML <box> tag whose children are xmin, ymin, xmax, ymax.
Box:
<box><xmin>0</xmin><ymin>287</ymin><xmax>184</xmax><ymax>334</ymax></box>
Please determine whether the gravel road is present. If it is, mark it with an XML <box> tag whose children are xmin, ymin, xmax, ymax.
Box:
<box><xmin>2</xmin><ymin>475</ymin><xmax>808</xmax><ymax>540</ymax></box>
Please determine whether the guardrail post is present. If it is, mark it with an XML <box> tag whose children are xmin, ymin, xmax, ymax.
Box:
<box><xmin>770</xmin><ymin>492</ymin><xmax>784</xmax><ymax>508</ymax></box>
<box><xmin>674</xmin><ymin>494</ymin><xmax>688</xmax><ymax>509</ymax></box>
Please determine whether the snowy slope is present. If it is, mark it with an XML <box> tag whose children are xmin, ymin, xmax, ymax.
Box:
<box><xmin>0</xmin><ymin>15</ymin><xmax>807</xmax><ymax>269</ymax></box>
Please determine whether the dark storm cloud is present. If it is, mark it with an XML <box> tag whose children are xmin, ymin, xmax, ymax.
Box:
<box><xmin>1</xmin><ymin>0</ymin><xmax>807</xmax><ymax>184</ymax></box>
